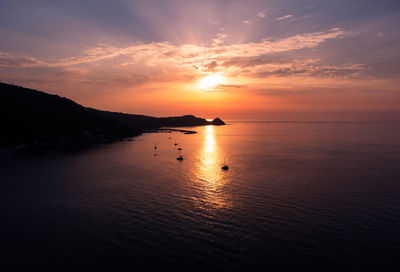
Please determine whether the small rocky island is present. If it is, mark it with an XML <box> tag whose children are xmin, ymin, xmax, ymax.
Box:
<box><xmin>0</xmin><ymin>82</ymin><xmax>225</xmax><ymax>148</ymax></box>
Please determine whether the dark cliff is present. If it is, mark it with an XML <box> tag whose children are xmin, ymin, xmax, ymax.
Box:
<box><xmin>0</xmin><ymin>82</ymin><xmax>225</xmax><ymax>147</ymax></box>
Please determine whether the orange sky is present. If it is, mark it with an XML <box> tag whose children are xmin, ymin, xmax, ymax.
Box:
<box><xmin>1</xmin><ymin>0</ymin><xmax>400</xmax><ymax>121</ymax></box>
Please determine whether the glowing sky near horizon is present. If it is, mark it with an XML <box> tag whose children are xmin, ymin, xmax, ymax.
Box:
<box><xmin>0</xmin><ymin>0</ymin><xmax>400</xmax><ymax>120</ymax></box>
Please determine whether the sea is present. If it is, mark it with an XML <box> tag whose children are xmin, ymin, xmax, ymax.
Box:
<box><xmin>1</xmin><ymin>121</ymin><xmax>400</xmax><ymax>271</ymax></box>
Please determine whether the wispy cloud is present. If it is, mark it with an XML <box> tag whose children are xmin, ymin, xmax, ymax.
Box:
<box><xmin>252</xmin><ymin>63</ymin><xmax>367</xmax><ymax>79</ymax></box>
<box><xmin>257</xmin><ymin>11</ymin><xmax>267</xmax><ymax>18</ymax></box>
<box><xmin>212</xmin><ymin>33</ymin><xmax>228</xmax><ymax>46</ymax></box>
<box><xmin>0</xmin><ymin>52</ymin><xmax>44</xmax><ymax>67</ymax></box>
<box><xmin>275</xmin><ymin>14</ymin><xmax>293</xmax><ymax>21</ymax></box>
<box><xmin>0</xmin><ymin>28</ymin><xmax>356</xmax><ymax>92</ymax></box>
<box><xmin>55</xmin><ymin>28</ymin><xmax>350</xmax><ymax>68</ymax></box>
<box><xmin>53</xmin><ymin>45</ymin><xmax>127</xmax><ymax>66</ymax></box>
<box><xmin>2</xmin><ymin>28</ymin><xmax>350</xmax><ymax>72</ymax></box>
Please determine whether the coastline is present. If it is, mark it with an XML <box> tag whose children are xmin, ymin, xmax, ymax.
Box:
<box><xmin>1</xmin><ymin>82</ymin><xmax>224</xmax><ymax>151</ymax></box>
<box><xmin>0</xmin><ymin>126</ymin><xmax>202</xmax><ymax>154</ymax></box>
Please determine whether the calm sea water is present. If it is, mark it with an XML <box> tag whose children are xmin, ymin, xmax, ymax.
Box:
<box><xmin>1</xmin><ymin>122</ymin><xmax>400</xmax><ymax>271</ymax></box>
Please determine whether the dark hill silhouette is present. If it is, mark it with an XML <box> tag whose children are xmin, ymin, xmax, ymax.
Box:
<box><xmin>89</xmin><ymin>110</ymin><xmax>211</xmax><ymax>128</ymax></box>
<box><xmin>0</xmin><ymin>82</ymin><xmax>225</xmax><ymax>147</ymax></box>
<box><xmin>210</xmin><ymin>117</ymin><xmax>225</xmax><ymax>126</ymax></box>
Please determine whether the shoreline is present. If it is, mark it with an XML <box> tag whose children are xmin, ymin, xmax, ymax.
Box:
<box><xmin>0</xmin><ymin>126</ymin><xmax>201</xmax><ymax>154</ymax></box>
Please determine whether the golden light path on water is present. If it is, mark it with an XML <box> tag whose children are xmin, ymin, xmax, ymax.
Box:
<box><xmin>194</xmin><ymin>125</ymin><xmax>231</xmax><ymax>209</ymax></box>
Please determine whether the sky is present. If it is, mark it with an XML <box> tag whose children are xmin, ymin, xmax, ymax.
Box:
<box><xmin>1</xmin><ymin>0</ymin><xmax>400</xmax><ymax>121</ymax></box>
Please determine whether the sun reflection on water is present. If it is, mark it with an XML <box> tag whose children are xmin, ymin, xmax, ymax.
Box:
<box><xmin>194</xmin><ymin>125</ymin><xmax>231</xmax><ymax>209</ymax></box>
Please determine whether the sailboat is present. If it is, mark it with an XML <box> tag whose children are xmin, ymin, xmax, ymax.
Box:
<box><xmin>221</xmin><ymin>157</ymin><xmax>229</xmax><ymax>170</ymax></box>
<box><xmin>153</xmin><ymin>143</ymin><xmax>158</xmax><ymax>157</ymax></box>
<box><xmin>174</xmin><ymin>140</ymin><xmax>177</xmax><ymax>146</ymax></box>
<box><xmin>176</xmin><ymin>150</ymin><xmax>183</xmax><ymax>161</ymax></box>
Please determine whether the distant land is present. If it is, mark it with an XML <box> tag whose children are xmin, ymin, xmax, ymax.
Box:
<box><xmin>0</xmin><ymin>82</ymin><xmax>225</xmax><ymax>148</ymax></box>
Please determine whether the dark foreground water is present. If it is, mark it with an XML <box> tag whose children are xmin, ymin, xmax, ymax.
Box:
<box><xmin>1</xmin><ymin>122</ymin><xmax>400</xmax><ymax>271</ymax></box>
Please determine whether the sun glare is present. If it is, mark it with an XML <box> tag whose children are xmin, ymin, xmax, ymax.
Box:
<box><xmin>198</xmin><ymin>74</ymin><xmax>225</xmax><ymax>90</ymax></box>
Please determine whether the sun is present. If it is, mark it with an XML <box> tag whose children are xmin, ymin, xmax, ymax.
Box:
<box><xmin>198</xmin><ymin>74</ymin><xmax>225</xmax><ymax>90</ymax></box>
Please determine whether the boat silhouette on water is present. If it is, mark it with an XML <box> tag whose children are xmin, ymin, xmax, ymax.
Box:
<box><xmin>177</xmin><ymin>149</ymin><xmax>183</xmax><ymax>161</ymax></box>
<box><xmin>221</xmin><ymin>157</ymin><xmax>229</xmax><ymax>170</ymax></box>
